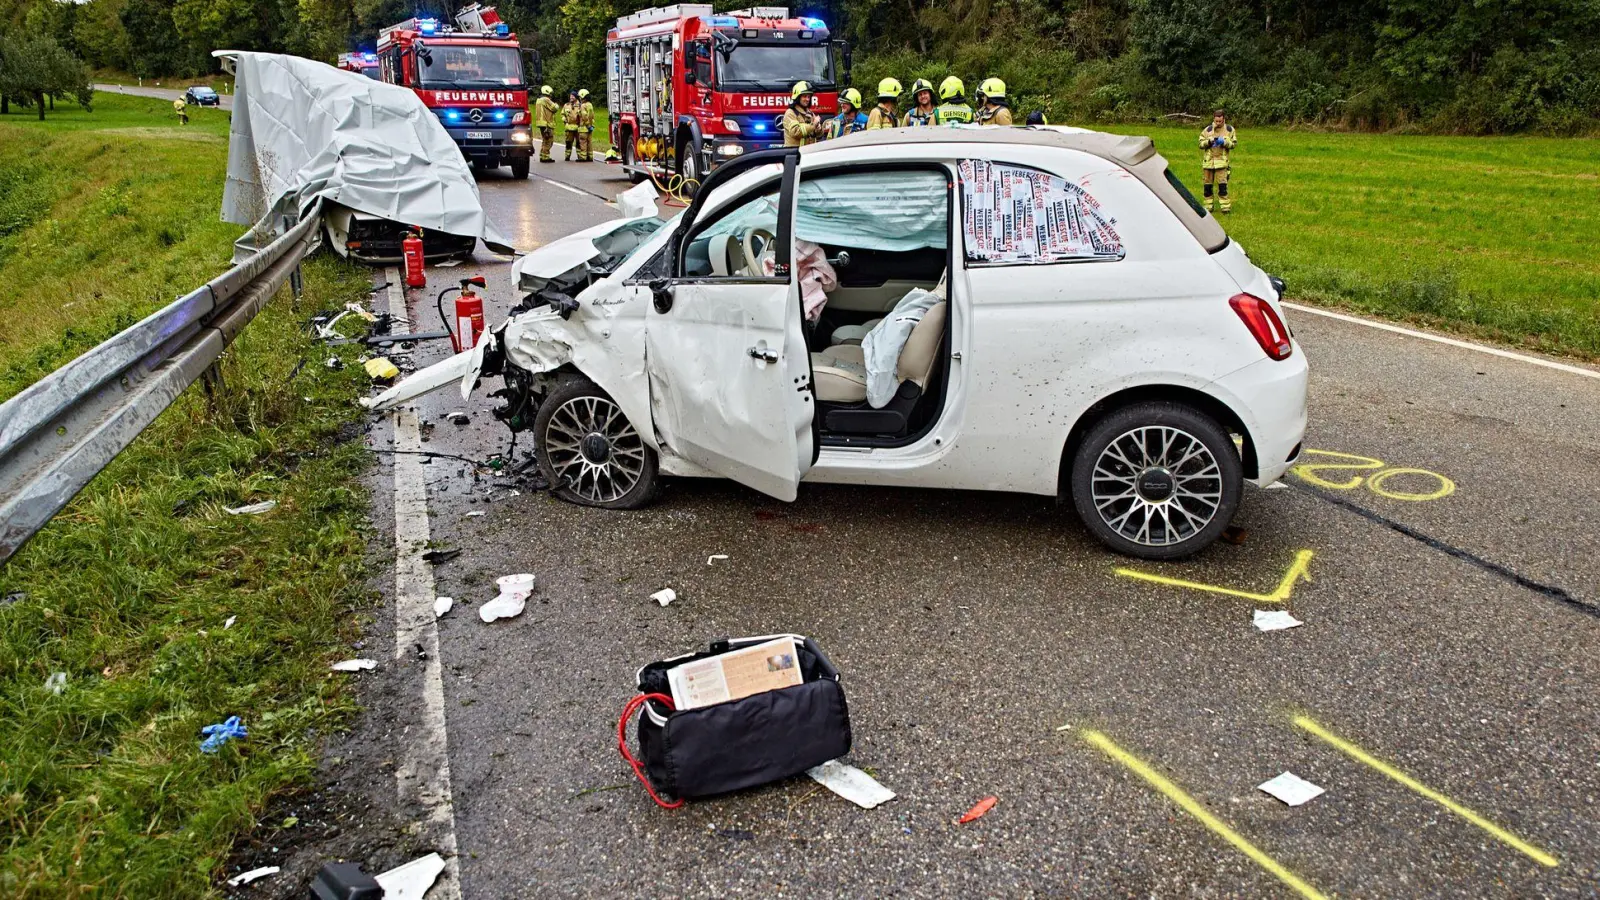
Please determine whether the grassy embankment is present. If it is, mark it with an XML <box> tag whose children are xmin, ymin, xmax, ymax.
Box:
<box><xmin>0</xmin><ymin>93</ymin><xmax>375</xmax><ymax>896</ymax></box>
<box><xmin>1110</xmin><ymin>124</ymin><xmax>1600</xmax><ymax>359</ymax></box>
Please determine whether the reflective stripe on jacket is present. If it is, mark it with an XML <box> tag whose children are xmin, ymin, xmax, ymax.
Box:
<box><xmin>534</xmin><ymin>97</ymin><xmax>560</xmax><ymax>128</ymax></box>
<box><xmin>936</xmin><ymin>102</ymin><xmax>972</xmax><ymax>124</ymax></box>
<box><xmin>1200</xmin><ymin>124</ymin><xmax>1236</xmax><ymax>168</ymax></box>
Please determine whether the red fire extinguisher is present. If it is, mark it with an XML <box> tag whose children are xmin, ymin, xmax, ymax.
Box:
<box><xmin>438</xmin><ymin>276</ymin><xmax>487</xmax><ymax>353</ymax></box>
<box><xmin>402</xmin><ymin>228</ymin><xmax>426</xmax><ymax>289</ymax></box>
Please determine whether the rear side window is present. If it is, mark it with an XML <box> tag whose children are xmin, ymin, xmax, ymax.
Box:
<box><xmin>959</xmin><ymin>160</ymin><xmax>1124</xmax><ymax>266</ymax></box>
<box><xmin>1164</xmin><ymin>167</ymin><xmax>1209</xmax><ymax>218</ymax></box>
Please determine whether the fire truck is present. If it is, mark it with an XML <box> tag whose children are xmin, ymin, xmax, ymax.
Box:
<box><xmin>377</xmin><ymin>4</ymin><xmax>537</xmax><ymax>179</ymax></box>
<box><xmin>606</xmin><ymin>5</ymin><xmax>849</xmax><ymax>187</ymax></box>
<box><xmin>336</xmin><ymin>52</ymin><xmax>381</xmax><ymax>80</ymax></box>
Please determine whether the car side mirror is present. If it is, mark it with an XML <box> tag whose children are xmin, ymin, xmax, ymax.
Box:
<box><xmin>684</xmin><ymin>70</ymin><xmax>696</xmax><ymax>85</ymax></box>
<box><xmin>649</xmin><ymin>279</ymin><xmax>673</xmax><ymax>314</ymax></box>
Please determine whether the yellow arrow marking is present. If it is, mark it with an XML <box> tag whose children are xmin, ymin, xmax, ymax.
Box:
<box><xmin>1115</xmin><ymin>549</ymin><xmax>1314</xmax><ymax>604</ymax></box>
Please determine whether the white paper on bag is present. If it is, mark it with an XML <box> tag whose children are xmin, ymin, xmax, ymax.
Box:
<box><xmin>1258</xmin><ymin>771</ymin><xmax>1325</xmax><ymax>807</ymax></box>
<box><xmin>807</xmin><ymin>760</ymin><xmax>897</xmax><ymax>809</ymax></box>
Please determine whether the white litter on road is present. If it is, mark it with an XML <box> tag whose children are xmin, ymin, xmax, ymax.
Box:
<box><xmin>223</xmin><ymin>615</ymin><xmax>237</xmax><ymax>629</ymax></box>
<box><xmin>706</xmin><ymin>554</ymin><xmax>729</xmax><ymax>565</ymax></box>
<box><xmin>465</xmin><ymin>510</ymin><xmax>486</xmax><ymax>517</ymax></box>
<box><xmin>1258</xmin><ymin>771</ymin><xmax>1325</xmax><ymax>807</ymax></box>
<box><xmin>1264</xmin><ymin>480</ymin><xmax>1289</xmax><ymax>490</ymax></box>
<box><xmin>375</xmin><ymin>852</ymin><xmax>446</xmax><ymax>900</ymax></box>
<box><xmin>807</xmin><ymin>760</ymin><xmax>896</xmax><ymax>809</ymax></box>
<box><xmin>436</xmin><ymin>258</ymin><xmax>462</xmax><ymax>268</ymax></box>
<box><xmin>1253</xmin><ymin>609</ymin><xmax>1304</xmax><ymax>632</ymax></box>
<box><xmin>225</xmin><ymin>866</ymin><xmax>281</xmax><ymax>887</ymax></box>
<box><xmin>651</xmin><ymin>588</ymin><xmax>677</xmax><ymax>607</ymax></box>
<box><xmin>44</xmin><ymin>672</ymin><xmax>67</xmax><ymax>694</ymax></box>
<box><xmin>331</xmin><ymin>658</ymin><xmax>378</xmax><ymax>672</ymax></box>
<box><xmin>434</xmin><ymin>596</ymin><xmax>454</xmax><ymax>618</ymax></box>
<box><xmin>480</xmin><ymin>574</ymin><xmax>533</xmax><ymax>622</ymax></box>
<box><xmin>224</xmin><ymin>500</ymin><xmax>278</xmax><ymax>515</ymax></box>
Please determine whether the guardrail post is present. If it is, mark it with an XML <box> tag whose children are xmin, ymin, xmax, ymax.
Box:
<box><xmin>290</xmin><ymin>263</ymin><xmax>304</xmax><ymax>300</ymax></box>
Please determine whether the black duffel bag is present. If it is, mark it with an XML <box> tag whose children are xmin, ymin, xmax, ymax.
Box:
<box><xmin>618</xmin><ymin>634</ymin><xmax>851</xmax><ymax>808</ymax></box>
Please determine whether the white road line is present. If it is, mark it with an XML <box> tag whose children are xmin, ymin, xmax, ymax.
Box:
<box><xmin>384</xmin><ymin>269</ymin><xmax>463</xmax><ymax>900</ymax></box>
<box><xmin>543</xmin><ymin>177</ymin><xmax>593</xmax><ymax>198</ymax></box>
<box><xmin>1284</xmin><ymin>301</ymin><xmax>1600</xmax><ymax>381</ymax></box>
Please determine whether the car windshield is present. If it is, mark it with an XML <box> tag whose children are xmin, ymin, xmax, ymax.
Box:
<box><xmin>419</xmin><ymin>45</ymin><xmax>524</xmax><ymax>89</ymax></box>
<box><xmin>717</xmin><ymin>44</ymin><xmax>832</xmax><ymax>90</ymax></box>
<box><xmin>193</xmin><ymin>88</ymin><xmax>216</xmax><ymax>96</ymax></box>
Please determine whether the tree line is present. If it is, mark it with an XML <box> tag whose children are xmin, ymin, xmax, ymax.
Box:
<box><xmin>4</xmin><ymin>0</ymin><xmax>1598</xmax><ymax>133</ymax></box>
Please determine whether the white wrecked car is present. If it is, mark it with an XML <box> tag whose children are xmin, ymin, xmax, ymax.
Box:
<box><xmin>372</xmin><ymin>128</ymin><xmax>1308</xmax><ymax>559</ymax></box>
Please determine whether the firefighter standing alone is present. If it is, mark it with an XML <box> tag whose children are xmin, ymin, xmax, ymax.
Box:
<box><xmin>1199</xmin><ymin>109</ymin><xmax>1237</xmax><ymax>213</ymax></box>
<box><xmin>577</xmin><ymin>89</ymin><xmax>596</xmax><ymax>161</ymax></box>
<box><xmin>534</xmin><ymin>85</ymin><xmax>560</xmax><ymax>163</ymax></box>
<box><xmin>561</xmin><ymin>89</ymin><xmax>582</xmax><ymax>161</ymax></box>
<box><xmin>781</xmin><ymin>82</ymin><xmax>826</xmax><ymax>147</ymax></box>
<box><xmin>173</xmin><ymin>96</ymin><xmax>188</xmax><ymax>125</ymax></box>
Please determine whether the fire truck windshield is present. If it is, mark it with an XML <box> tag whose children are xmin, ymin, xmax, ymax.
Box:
<box><xmin>716</xmin><ymin>44</ymin><xmax>832</xmax><ymax>90</ymax></box>
<box><xmin>419</xmin><ymin>45</ymin><xmax>524</xmax><ymax>89</ymax></box>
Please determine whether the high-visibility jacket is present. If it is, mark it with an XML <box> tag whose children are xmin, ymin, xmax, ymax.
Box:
<box><xmin>561</xmin><ymin>100</ymin><xmax>582</xmax><ymax>127</ymax></box>
<box><xmin>975</xmin><ymin>103</ymin><xmax>1013</xmax><ymax>126</ymax></box>
<box><xmin>904</xmin><ymin>105</ymin><xmax>940</xmax><ymax>127</ymax></box>
<box><xmin>1199</xmin><ymin>123</ymin><xmax>1237</xmax><ymax>168</ymax></box>
<box><xmin>578</xmin><ymin>101</ymin><xmax>595</xmax><ymax>131</ymax></box>
<box><xmin>781</xmin><ymin>105</ymin><xmax>824</xmax><ymax>146</ymax></box>
<box><xmin>534</xmin><ymin>96</ymin><xmax>560</xmax><ymax>128</ymax></box>
<box><xmin>936</xmin><ymin>102</ymin><xmax>972</xmax><ymax>124</ymax></box>
<box><xmin>173</xmin><ymin>98</ymin><xmax>186</xmax><ymax>112</ymax></box>
<box><xmin>865</xmin><ymin>105</ymin><xmax>898</xmax><ymax>129</ymax></box>
<box><xmin>827</xmin><ymin>111</ymin><xmax>868</xmax><ymax>139</ymax></box>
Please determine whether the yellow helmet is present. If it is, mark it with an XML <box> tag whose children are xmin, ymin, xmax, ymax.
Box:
<box><xmin>791</xmin><ymin>80</ymin><xmax>814</xmax><ymax>99</ymax></box>
<box><xmin>877</xmin><ymin>77</ymin><xmax>903</xmax><ymax>101</ymax></box>
<box><xmin>938</xmin><ymin>76</ymin><xmax>964</xmax><ymax>101</ymax></box>
<box><xmin>578</xmin><ymin>88</ymin><xmax>590</xmax><ymax>99</ymax></box>
<box><xmin>911</xmin><ymin>78</ymin><xmax>934</xmax><ymax>101</ymax></box>
<box><xmin>978</xmin><ymin>77</ymin><xmax>1006</xmax><ymax>100</ymax></box>
<box><xmin>540</xmin><ymin>85</ymin><xmax>552</xmax><ymax>96</ymax></box>
<box><xmin>840</xmin><ymin>87</ymin><xmax>863</xmax><ymax>109</ymax></box>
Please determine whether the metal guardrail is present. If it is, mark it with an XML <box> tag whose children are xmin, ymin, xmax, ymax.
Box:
<box><xmin>0</xmin><ymin>204</ymin><xmax>323</xmax><ymax>565</ymax></box>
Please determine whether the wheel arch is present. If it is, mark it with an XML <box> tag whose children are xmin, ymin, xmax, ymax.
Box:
<box><xmin>1057</xmin><ymin>383</ymin><xmax>1258</xmax><ymax>499</ymax></box>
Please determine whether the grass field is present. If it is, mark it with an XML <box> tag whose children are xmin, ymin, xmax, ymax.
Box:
<box><xmin>1106</xmin><ymin>124</ymin><xmax>1600</xmax><ymax>359</ymax></box>
<box><xmin>0</xmin><ymin>93</ymin><xmax>372</xmax><ymax>896</ymax></box>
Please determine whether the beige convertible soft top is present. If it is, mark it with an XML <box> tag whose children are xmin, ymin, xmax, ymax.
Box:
<box><xmin>802</xmin><ymin>127</ymin><xmax>1229</xmax><ymax>253</ymax></box>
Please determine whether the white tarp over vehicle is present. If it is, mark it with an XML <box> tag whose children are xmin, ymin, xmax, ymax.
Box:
<box><xmin>217</xmin><ymin>51</ymin><xmax>515</xmax><ymax>260</ymax></box>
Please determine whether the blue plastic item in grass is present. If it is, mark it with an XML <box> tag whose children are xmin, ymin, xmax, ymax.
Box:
<box><xmin>200</xmin><ymin>716</ymin><xmax>248</xmax><ymax>753</ymax></box>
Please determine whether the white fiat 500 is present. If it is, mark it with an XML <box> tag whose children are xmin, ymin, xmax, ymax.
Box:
<box><xmin>373</xmin><ymin>128</ymin><xmax>1307</xmax><ymax>559</ymax></box>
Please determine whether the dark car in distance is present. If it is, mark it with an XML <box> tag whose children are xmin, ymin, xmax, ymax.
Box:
<box><xmin>183</xmin><ymin>86</ymin><xmax>220</xmax><ymax>107</ymax></box>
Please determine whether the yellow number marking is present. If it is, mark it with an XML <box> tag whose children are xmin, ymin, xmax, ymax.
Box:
<box><xmin>1292</xmin><ymin>448</ymin><xmax>1383</xmax><ymax>490</ymax></box>
<box><xmin>1365</xmin><ymin>467</ymin><xmax>1456</xmax><ymax>502</ymax></box>
<box><xmin>1116</xmin><ymin>549</ymin><xmax>1314</xmax><ymax>604</ymax></box>
<box><xmin>1291</xmin><ymin>449</ymin><xmax>1456</xmax><ymax>502</ymax></box>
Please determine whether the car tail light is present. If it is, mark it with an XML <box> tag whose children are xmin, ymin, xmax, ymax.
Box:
<box><xmin>1229</xmin><ymin>293</ymin><xmax>1293</xmax><ymax>360</ymax></box>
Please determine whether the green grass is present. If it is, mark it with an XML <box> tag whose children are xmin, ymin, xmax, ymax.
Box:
<box><xmin>0</xmin><ymin>91</ymin><xmax>374</xmax><ymax>896</ymax></box>
<box><xmin>1104</xmin><ymin>124</ymin><xmax>1600</xmax><ymax>359</ymax></box>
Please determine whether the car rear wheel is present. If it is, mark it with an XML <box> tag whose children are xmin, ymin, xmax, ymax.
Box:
<box><xmin>534</xmin><ymin>378</ymin><xmax>659</xmax><ymax>510</ymax></box>
<box><xmin>509</xmin><ymin>156</ymin><xmax>530</xmax><ymax>180</ymax></box>
<box><xmin>1070</xmin><ymin>401</ymin><xmax>1242</xmax><ymax>560</ymax></box>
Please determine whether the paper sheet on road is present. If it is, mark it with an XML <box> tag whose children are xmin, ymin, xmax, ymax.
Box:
<box><xmin>667</xmin><ymin>636</ymin><xmax>802</xmax><ymax>709</ymax></box>
<box><xmin>1258</xmin><ymin>771</ymin><xmax>1325</xmax><ymax>806</ymax></box>
<box><xmin>1253</xmin><ymin>609</ymin><xmax>1304</xmax><ymax>632</ymax></box>
<box><xmin>807</xmin><ymin>760</ymin><xmax>897</xmax><ymax>809</ymax></box>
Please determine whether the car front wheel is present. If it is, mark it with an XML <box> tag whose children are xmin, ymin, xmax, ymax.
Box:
<box><xmin>534</xmin><ymin>378</ymin><xmax>659</xmax><ymax>510</ymax></box>
<box><xmin>1070</xmin><ymin>401</ymin><xmax>1242</xmax><ymax>560</ymax></box>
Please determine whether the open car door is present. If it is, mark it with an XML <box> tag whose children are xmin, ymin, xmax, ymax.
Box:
<box><xmin>643</xmin><ymin>154</ymin><xmax>815</xmax><ymax>501</ymax></box>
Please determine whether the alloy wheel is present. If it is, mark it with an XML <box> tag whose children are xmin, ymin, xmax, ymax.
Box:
<box><xmin>1089</xmin><ymin>425</ymin><xmax>1224</xmax><ymax>547</ymax></box>
<box><xmin>542</xmin><ymin>395</ymin><xmax>647</xmax><ymax>504</ymax></box>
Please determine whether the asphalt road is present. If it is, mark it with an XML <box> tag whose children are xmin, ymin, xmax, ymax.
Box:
<box><xmin>330</xmin><ymin>157</ymin><xmax>1600</xmax><ymax>899</ymax></box>
<box><xmin>94</xmin><ymin>82</ymin><xmax>235</xmax><ymax>110</ymax></box>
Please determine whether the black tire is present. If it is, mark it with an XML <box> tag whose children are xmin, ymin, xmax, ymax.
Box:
<box><xmin>621</xmin><ymin>135</ymin><xmax>646</xmax><ymax>184</ymax></box>
<box><xmin>1070</xmin><ymin>401</ymin><xmax>1242</xmax><ymax>560</ymax></box>
<box><xmin>534</xmin><ymin>378</ymin><xmax>660</xmax><ymax>510</ymax></box>
<box><xmin>509</xmin><ymin>156</ymin><xmax>530</xmax><ymax>180</ymax></box>
<box><xmin>677</xmin><ymin>137</ymin><xmax>703</xmax><ymax>196</ymax></box>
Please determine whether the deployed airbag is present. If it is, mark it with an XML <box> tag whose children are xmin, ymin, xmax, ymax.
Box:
<box><xmin>861</xmin><ymin>288</ymin><xmax>940</xmax><ymax>408</ymax></box>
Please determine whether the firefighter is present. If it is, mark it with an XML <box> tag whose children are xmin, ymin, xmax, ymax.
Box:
<box><xmin>173</xmin><ymin>96</ymin><xmax>188</xmax><ymax>125</ymax></box>
<box><xmin>1199</xmin><ymin>109</ymin><xmax>1237</xmax><ymax>212</ymax></box>
<box><xmin>577</xmin><ymin>89</ymin><xmax>596</xmax><ymax>161</ymax></box>
<box><xmin>865</xmin><ymin>78</ymin><xmax>902</xmax><ymax>129</ymax></box>
<box><xmin>935</xmin><ymin>76</ymin><xmax>972</xmax><ymax>124</ymax></box>
<box><xmin>561</xmin><ymin>89</ymin><xmax>582</xmax><ymax>161</ymax></box>
<box><xmin>904</xmin><ymin>78</ymin><xmax>939</xmax><ymax>126</ymax></box>
<box><xmin>534</xmin><ymin>85</ymin><xmax>560</xmax><ymax>163</ymax></box>
<box><xmin>781</xmin><ymin>81</ymin><xmax>826</xmax><ymax>147</ymax></box>
<box><xmin>974</xmin><ymin>78</ymin><xmax>1013</xmax><ymax>126</ymax></box>
<box><xmin>827</xmin><ymin>88</ymin><xmax>868</xmax><ymax>139</ymax></box>
<box><xmin>1026</xmin><ymin>110</ymin><xmax>1048</xmax><ymax>126</ymax></box>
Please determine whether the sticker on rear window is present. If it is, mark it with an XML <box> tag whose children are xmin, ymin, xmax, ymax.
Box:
<box><xmin>959</xmin><ymin>160</ymin><xmax>1123</xmax><ymax>264</ymax></box>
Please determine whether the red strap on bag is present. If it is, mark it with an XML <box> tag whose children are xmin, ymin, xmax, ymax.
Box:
<box><xmin>617</xmin><ymin>693</ymin><xmax>685</xmax><ymax>809</ymax></box>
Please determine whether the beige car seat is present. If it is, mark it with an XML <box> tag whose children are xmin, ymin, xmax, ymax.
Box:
<box><xmin>811</xmin><ymin>301</ymin><xmax>946</xmax><ymax>404</ymax></box>
<box><xmin>829</xmin><ymin>268</ymin><xmax>947</xmax><ymax>346</ymax></box>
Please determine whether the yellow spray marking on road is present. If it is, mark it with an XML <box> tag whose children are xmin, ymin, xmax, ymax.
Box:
<box><xmin>1115</xmin><ymin>549</ymin><xmax>1314</xmax><ymax>604</ymax></box>
<box><xmin>1292</xmin><ymin>448</ymin><xmax>1456</xmax><ymax>502</ymax></box>
<box><xmin>1293</xmin><ymin>716</ymin><xmax>1558</xmax><ymax>868</ymax></box>
<box><xmin>1081</xmin><ymin>730</ymin><xmax>1329</xmax><ymax>900</ymax></box>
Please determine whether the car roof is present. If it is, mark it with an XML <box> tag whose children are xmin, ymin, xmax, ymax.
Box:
<box><xmin>800</xmin><ymin>126</ymin><xmax>1228</xmax><ymax>252</ymax></box>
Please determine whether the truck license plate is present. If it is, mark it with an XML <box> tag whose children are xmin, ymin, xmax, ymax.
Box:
<box><xmin>465</xmin><ymin>131</ymin><xmax>492</xmax><ymax>140</ymax></box>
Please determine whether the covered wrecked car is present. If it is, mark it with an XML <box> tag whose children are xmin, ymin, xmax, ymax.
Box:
<box><xmin>370</xmin><ymin>128</ymin><xmax>1308</xmax><ymax>559</ymax></box>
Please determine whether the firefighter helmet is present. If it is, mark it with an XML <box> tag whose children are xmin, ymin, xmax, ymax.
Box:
<box><xmin>540</xmin><ymin>85</ymin><xmax>552</xmax><ymax>96</ymax></box>
<box><xmin>911</xmin><ymin>78</ymin><xmax>934</xmax><ymax>102</ymax></box>
<box><xmin>1026</xmin><ymin>110</ymin><xmax>1047</xmax><ymax>126</ymax></box>
<box><xmin>877</xmin><ymin>77</ymin><xmax>903</xmax><ymax>101</ymax></box>
<box><xmin>840</xmin><ymin>87</ymin><xmax>863</xmax><ymax>109</ymax></box>
<box><xmin>978</xmin><ymin>77</ymin><xmax>1006</xmax><ymax>100</ymax></box>
<box><xmin>791</xmin><ymin>81</ymin><xmax>814</xmax><ymax>100</ymax></box>
<box><xmin>938</xmin><ymin>76</ymin><xmax>964</xmax><ymax>101</ymax></box>
<box><xmin>578</xmin><ymin>88</ymin><xmax>590</xmax><ymax>99</ymax></box>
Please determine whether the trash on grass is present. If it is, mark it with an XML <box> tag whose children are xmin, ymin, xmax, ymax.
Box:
<box><xmin>200</xmin><ymin>716</ymin><xmax>248</xmax><ymax>753</ymax></box>
<box><xmin>707</xmin><ymin>554</ymin><xmax>729</xmax><ymax>565</ymax></box>
<box><xmin>958</xmin><ymin>795</ymin><xmax>997</xmax><ymax>824</ymax></box>
<box><xmin>331</xmin><ymin>658</ymin><xmax>377</xmax><ymax>672</ymax></box>
<box><xmin>44</xmin><ymin>672</ymin><xmax>67</xmax><ymax>694</ymax></box>
<box><xmin>651</xmin><ymin>588</ymin><xmax>676</xmax><ymax>607</ymax></box>
<box><xmin>224</xmin><ymin>615</ymin><xmax>237</xmax><ymax>629</ymax></box>
<box><xmin>1258</xmin><ymin>771</ymin><xmax>1325</xmax><ymax>807</ymax></box>
<box><xmin>806</xmin><ymin>760</ymin><xmax>896</xmax><ymax>809</ymax></box>
<box><xmin>420</xmin><ymin>548</ymin><xmax>461</xmax><ymax>565</ymax></box>
<box><xmin>434</xmin><ymin>596</ymin><xmax>454</xmax><ymax>618</ymax></box>
<box><xmin>323</xmin><ymin>356</ymin><xmax>344</xmax><ymax>370</ymax></box>
<box><xmin>374</xmin><ymin>852</ymin><xmax>446</xmax><ymax>900</ymax></box>
<box><xmin>364</xmin><ymin>357</ymin><xmax>401</xmax><ymax>381</ymax></box>
<box><xmin>224</xmin><ymin>500</ymin><xmax>278</xmax><ymax>515</ymax></box>
<box><xmin>480</xmin><ymin>573</ymin><xmax>533</xmax><ymax>622</ymax></box>
<box><xmin>1252</xmin><ymin>609</ymin><xmax>1304</xmax><ymax>632</ymax></box>
<box><xmin>226</xmin><ymin>865</ymin><xmax>281</xmax><ymax>887</ymax></box>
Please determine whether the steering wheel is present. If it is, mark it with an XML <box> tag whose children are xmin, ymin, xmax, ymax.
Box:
<box><xmin>743</xmin><ymin>227</ymin><xmax>776</xmax><ymax>276</ymax></box>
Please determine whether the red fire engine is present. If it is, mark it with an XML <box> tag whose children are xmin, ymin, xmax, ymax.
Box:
<box><xmin>606</xmin><ymin>5</ymin><xmax>849</xmax><ymax>187</ymax></box>
<box><xmin>377</xmin><ymin>4</ymin><xmax>537</xmax><ymax>179</ymax></box>
<box><xmin>336</xmin><ymin>52</ymin><xmax>381</xmax><ymax>80</ymax></box>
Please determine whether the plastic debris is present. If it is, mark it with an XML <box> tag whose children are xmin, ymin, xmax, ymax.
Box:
<box><xmin>1258</xmin><ymin>771</ymin><xmax>1325</xmax><ymax>807</ymax></box>
<box><xmin>420</xmin><ymin>548</ymin><xmax>461</xmax><ymax>564</ymax></box>
<box><xmin>1</xmin><ymin>591</ymin><xmax>24</xmax><ymax>607</ymax></box>
<box><xmin>223</xmin><ymin>615</ymin><xmax>237</xmax><ymax>629</ymax></box>
<box><xmin>224</xmin><ymin>500</ymin><xmax>278</xmax><ymax>515</ymax></box>
<box><xmin>465</xmin><ymin>510</ymin><xmax>486</xmax><ymax>517</ymax></box>
<box><xmin>364</xmin><ymin>357</ymin><xmax>400</xmax><ymax>380</ymax></box>
<box><xmin>481</xmin><ymin>573</ymin><xmax>533</xmax><ymax>622</ymax></box>
<box><xmin>374</xmin><ymin>852</ymin><xmax>446</xmax><ymax>900</ymax></box>
<box><xmin>44</xmin><ymin>672</ymin><xmax>67</xmax><ymax>694</ymax></box>
<box><xmin>331</xmin><ymin>658</ymin><xmax>377</xmax><ymax>672</ymax></box>
<box><xmin>323</xmin><ymin>357</ymin><xmax>344</xmax><ymax>370</ymax></box>
<box><xmin>436</xmin><ymin>258</ymin><xmax>463</xmax><ymax>268</ymax></box>
<box><xmin>958</xmin><ymin>795</ymin><xmax>998</xmax><ymax>824</ymax></box>
<box><xmin>1253</xmin><ymin>609</ymin><xmax>1304</xmax><ymax>632</ymax></box>
<box><xmin>707</xmin><ymin>554</ymin><xmax>729</xmax><ymax>565</ymax></box>
<box><xmin>445</xmin><ymin>410</ymin><xmax>470</xmax><ymax>425</ymax></box>
<box><xmin>312</xmin><ymin>862</ymin><xmax>380</xmax><ymax>900</ymax></box>
<box><xmin>807</xmin><ymin>760</ymin><xmax>896</xmax><ymax>809</ymax></box>
<box><xmin>200</xmin><ymin>716</ymin><xmax>248</xmax><ymax>753</ymax></box>
<box><xmin>434</xmin><ymin>596</ymin><xmax>454</xmax><ymax>618</ymax></box>
<box><xmin>1264</xmin><ymin>480</ymin><xmax>1289</xmax><ymax>490</ymax></box>
<box><xmin>651</xmin><ymin>588</ymin><xmax>676</xmax><ymax>607</ymax></box>
<box><xmin>226</xmin><ymin>866</ymin><xmax>281</xmax><ymax>887</ymax></box>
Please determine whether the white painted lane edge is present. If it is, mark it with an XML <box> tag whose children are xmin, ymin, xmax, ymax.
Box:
<box><xmin>1284</xmin><ymin>301</ymin><xmax>1600</xmax><ymax>381</ymax></box>
<box><xmin>384</xmin><ymin>268</ymin><xmax>463</xmax><ymax>900</ymax></box>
